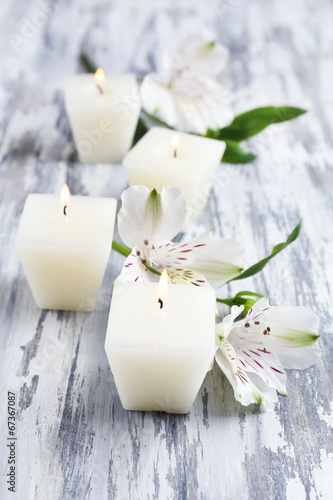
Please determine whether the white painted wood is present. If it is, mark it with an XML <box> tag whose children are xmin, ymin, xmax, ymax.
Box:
<box><xmin>0</xmin><ymin>0</ymin><xmax>332</xmax><ymax>499</ymax></box>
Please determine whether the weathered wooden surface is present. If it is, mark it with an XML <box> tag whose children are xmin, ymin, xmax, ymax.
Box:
<box><xmin>0</xmin><ymin>0</ymin><xmax>332</xmax><ymax>499</ymax></box>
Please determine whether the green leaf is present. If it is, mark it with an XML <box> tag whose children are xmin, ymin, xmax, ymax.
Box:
<box><xmin>132</xmin><ymin>116</ymin><xmax>149</xmax><ymax>147</ymax></box>
<box><xmin>210</xmin><ymin>106</ymin><xmax>307</xmax><ymax>142</ymax></box>
<box><xmin>235</xmin><ymin>290</ymin><xmax>265</xmax><ymax>299</ymax></box>
<box><xmin>221</xmin><ymin>140</ymin><xmax>256</xmax><ymax>164</ymax></box>
<box><xmin>229</xmin><ymin>219</ymin><xmax>302</xmax><ymax>282</ymax></box>
<box><xmin>217</xmin><ymin>291</ymin><xmax>264</xmax><ymax>316</ymax></box>
<box><xmin>80</xmin><ymin>53</ymin><xmax>97</xmax><ymax>73</ymax></box>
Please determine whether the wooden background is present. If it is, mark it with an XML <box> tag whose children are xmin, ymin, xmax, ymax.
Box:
<box><xmin>0</xmin><ymin>0</ymin><xmax>332</xmax><ymax>499</ymax></box>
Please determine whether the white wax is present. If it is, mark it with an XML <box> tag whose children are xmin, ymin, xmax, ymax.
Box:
<box><xmin>105</xmin><ymin>280</ymin><xmax>216</xmax><ymax>414</ymax></box>
<box><xmin>122</xmin><ymin>127</ymin><xmax>225</xmax><ymax>231</ymax></box>
<box><xmin>15</xmin><ymin>194</ymin><xmax>117</xmax><ymax>311</ymax></box>
<box><xmin>64</xmin><ymin>74</ymin><xmax>140</xmax><ymax>163</ymax></box>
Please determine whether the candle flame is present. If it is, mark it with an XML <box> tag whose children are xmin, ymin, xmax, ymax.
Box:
<box><xmin>171</xmin><ymin>135</ymin><xmax>180</xmax><ymax>157</ymax></box>
<box><xmin>94</xmin><ymin>67</ymin><xmax>105</xmax><ymax>90</ymax></box>
<box><xmin>60</xmin><ymin>184</ymin><xmax>70</xmax><ymax>215</ymax></box>
<box><xmin>157</xmin><ymin>269</ymin><xmax>168</xmax><ymax>308</ymax></box>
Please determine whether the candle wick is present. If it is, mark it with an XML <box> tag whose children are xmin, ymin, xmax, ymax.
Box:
<box><xmin>173</xmin><ymin>149</ymin><xmax>177</xmax><ymax>158</ymax></box>
<box><xmin>96</xmin><ymin>84</ymin><xmax>104</xmax><ymax>95</ymax></box>
<box><xmin>63</xmin><ymin>205</ymin><xmax>67</xmax><ymax>216</ymax></box>
<box><xmin>158</xmin><ymin>298</ymin><xmax>163</xmax><ymax>309</ymax></box>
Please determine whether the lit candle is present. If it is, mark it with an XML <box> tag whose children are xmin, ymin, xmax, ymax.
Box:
<box><xmin>157</xmin><ymin>269</ymin><xmax>168</xmax><ymax>310</ymax></box>
<box><xmin>15</xmin><ymin>186</ymin><xmax>117</xmax><ymax>311</ymax></box>
<box><xmin>94</xmin><ymin>67</ymin><xmax>105</xmax><ymax>95</ymax></box>
<box><xmin>64</xmin><ymin>69</ymin><xmax>140</xmax><ymax>163</ymax></box>
<box><xmin>123</xmin><ymin>127</ymin><xmax>225</xmax><ymax>231</ymax></box>
<box><xmin>105</xmin><ymin>272</ymin><xmax>216</xmax><ymax>413</ymax></box>
<box><xmin>171</xmin><ymin>134</ymin><xmax>180</xmax><ymax>158</ymax></box>
<box><xmin>60</xmin><ymin>183</ymin><xmax>70</xmax><ymax>216</ymax></box>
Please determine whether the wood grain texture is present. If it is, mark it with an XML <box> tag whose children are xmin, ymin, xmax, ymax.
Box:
<box><xmin>0</xmin><ymin>0</ymin><xmax>332</xmax><ymax>499</ymax></box>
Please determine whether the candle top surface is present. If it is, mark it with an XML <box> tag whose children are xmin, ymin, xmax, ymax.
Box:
<box><xmin>16</xmin><ymin>194</ymin><xmax>117</xmax><ymax>247</ymax></box>
<box><xmin>64</xmin><ymin>73</ymin><xmax>139</xmax><ymax>108</ymax></box>
<box><xmin>123</xmin><ymin>126</ymin><xmax>225</xmax><ymax>179</ymax></box>
<box><xmin>107</xmin><ymin>280</ymin><xmax>216</xmax><ymax>353</ymax></box>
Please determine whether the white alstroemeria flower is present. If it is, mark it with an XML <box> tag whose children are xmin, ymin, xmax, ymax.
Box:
<box><xmin>117</xmin><ymin>186</ymin><xmax>245</xmax><ymax>287</ymax></box>
<box><xmin>140</xmin><ymin>31</ymin><xmax>235</xmax><ymax>134</ymax></box>
<box><xmin>215</xmin><ymin>297</ymin><xmax>320</xmax><ymax>407</ymax></box>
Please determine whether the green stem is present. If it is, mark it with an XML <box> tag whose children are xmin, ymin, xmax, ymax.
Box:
<box><xmin>140</xmin><ymin>109</ymin><xmax>176</xmax><ymax>130</ymax></box>
<box><xmin>144</xmin><ymin>264</ymin><xmax>161</xmax><ymax>276</ymax></box>
<box><xmin>112</xmin><ymin>240</ymin><xmax>131</xmax><ymax>257</ymax></box>
<box><xmin>112</xmin><ymin>240</ymin><xmax>161</xmax><ymax>276</ymax></box>
<box><xmin>216</xmin><ymin>298</ymin><xmax>229</xmax><ymax>304</ymax></box>
<box><xmin>216</xmin><ymin>297</ymin><xmax>247</xmax><ymax>306</ymax></box>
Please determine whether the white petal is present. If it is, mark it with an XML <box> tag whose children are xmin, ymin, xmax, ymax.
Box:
<box><xmin>118</xmin><ymin>186</ymin><xmax>186</xmax><ymax>249</ymax></box>
<box><xmin>228</xmin><ymin>331</ymin><xmax>288</xmax><ymax>396</ymax></box>
<box><xmin>263</xmin><ymin>306</ymin><xmax>320</xmax><ymax>349</ymax></box>
<box><xmin>246</xmin><ymin>296</ymin><xmax>271</xmax><ymax>319</ymax></box>
<box><xmin>176</xmin><ymin>30</ymin><xmax>229</xmax><ymax>77</ymax></box>
<box><xmin>215</xmin><ymin>305</ymin><xmax>244</xmax><ymax>344</ymax></box>
<box><xmin>215</xmin><ymin>342</ymin><xmax>263</xmax><ymax>406</ymax></box>
<box><xmin>118</xmin><ymin>186</ymin><xmax>150</xmax><ymax>248</ymax></box>
<box><xmin>158</xmin><ymin>187</ymin><xmax>187</xmax><ymax>242</ymax></box>
<box><xmin>116</xmin><ymin>250</ymin><xmax>150</xmax><ymax>283</ymax></box>
<box><xmin>233</xmin><ymin>300</ymin><xmax>321</xmax><ymax>371</ymax></box>
<box><xmin>188</xmin><ymin>238</ymin><xmax>245</xmax><ymax>288</ymax></box>
<box><xmin>174</xmin><ymin>76</ymin><xmax>235</xmax><ymax>134</ymax></box>
<box><xmin>140</xmin><ymin>73</ymin><xmax>181</xmax><ymax>128</ymax></box>
<box><xmin>247</xmin><ymin>373</ymin><xmax>279</xmax><ymax>412</ymax></box>
<box><xmin>274</xmin><ymin>341</ymin><xmax>321</xmax><ymax>370</ymax></box>
<box><xmin>150</xmin><ymin>231</ymin><xmax>209</xmax><ymax>270</ymax></box>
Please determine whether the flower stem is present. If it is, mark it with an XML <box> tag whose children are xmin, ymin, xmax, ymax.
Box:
<box><xmin>140</xmin><ymin>109</ymin><xmax>176</xmax><ymax>130</ymax></box>
<box><xmin>144</xmin><ymin>264</ymin><xmax>161</xmax><ymax>276</ymax></box>
<box><xmin>112</xmin><ymin>240</ymin><xmax>161</xmax><ymax>276</ymax></box>
<box><xmin>112</xmin><ymin>240</ymin><xmax>131</xmax><ymax>258</ymax></box>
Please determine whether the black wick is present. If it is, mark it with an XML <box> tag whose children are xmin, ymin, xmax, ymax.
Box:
<box><xmin>158</xmin><ymin>298</ymin><xmax>163</xmax><ymax>309</ymax></box>
<box><xmin>63</xmin><ymin>205</ymin><xmax>67</xmax><ymax>216</ymax></box>
<box><xmin>96</xmin><ymin>84</ymin><xmax>104</xmax><ymax>95</ymax></box>
<box><xmin>173</xmin><ymin>149</ymin><xmax>177</xmax><ymax>158</ymax></box>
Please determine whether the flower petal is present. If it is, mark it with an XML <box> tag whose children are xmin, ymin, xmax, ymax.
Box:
<box><xmin>140</xmin><ymin>31</ymin><xmax>234</xmax><ymax>134</ymax></box>
<box><xmin>215</xmin><ymin>341</ymin><xmax>263</xmax><ymax>406</ymax></box>
<box><xmin>149</xmin><ymin>231</ymin><xmax>212</xmax><ymax>285</ymax></box>
<box><xmin>215</xmin><ymin>305</ymin><xmax>244</xmax><ymax>344</ymax></box>
<box><xmin>234</xmin><ymin>299</ymin><xmax>321</xmax><ymax>370</ymax></box>
<box><xmin>140</xmin><ymin>73</ymin><xmax>180</xmax><ymax>127</ymax></box>
<box><xmin>174</xmin><ymin>76</ymin><xmax>235</xmax><ymax>134</ymax></box>
<box><xmin>240</xmin><ymin>296</ymin><xmax>271</xmax><ymax>321</ymax></box>
<box><xmin>276</xmin><ymin>342</ymin><xmax>321</xmax><ymax>370</ymax></box>
<box><xmin>116</xmin><ymin>249</ymin><xmax>151</xmax><ymax>283</ymax></box>
<box><xmin>188</xmin><ymin>238</ymin><xmax>245</xmax><ymax>288</ymax></box>
<box><xmin>246</xmin><ymin>373</ymin><xmax>279</xmax><ymax>412</ymax></box>
<box><xmin>150</xmin><ymin>230</ymin><xmax>208</xmax><ymax>262</ymax></box>
<box><xmin>176</xmin><ymin>30</ymin><xmax>230</xmax><ymax>77</ymax></box>
<box><xmin>118</xmin><ymin>186</ymin><xmax>186</xmax><ymax>248</ymax></box>
<box><xmin>263</xmin><ymin>306</ymin><xmax>320</xmax><ymax>369</ymax></box>
<box><xmin>227</xmin><ymin>330</ymin><xmax>288</xmax><ymax>396</ymax></box>
<box><xmin>263</xmin><ymin>306</ymin><xmax>320</xmax><ymax>348</ymax></box>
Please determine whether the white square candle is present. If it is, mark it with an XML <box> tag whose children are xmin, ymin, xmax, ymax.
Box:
<box><xmin>64</xmin><ymin>72</ymin><xmax>140</xmax><ymax>163</ymax></box>
<box><xmin>105</xmin><ymin>280</ymin><xmax>216</xmax><ymax>414</ymax></box>
<box><xmin>15</xmin><ymin>193</ymin><xmax>117</xmax><ymax>311</ymax></box>
<box><xmin>122</xmin><ymin>127</ymin><xmax>225</xmax><ymax>231</ymax></box>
